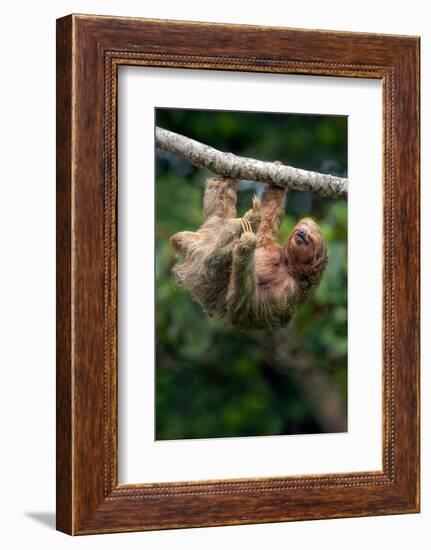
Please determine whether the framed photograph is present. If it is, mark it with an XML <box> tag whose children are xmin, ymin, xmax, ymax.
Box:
<box><xmin>56</xmin><ymin>14</ymin><xmax>420</xmax><ymax>535</ymax></box>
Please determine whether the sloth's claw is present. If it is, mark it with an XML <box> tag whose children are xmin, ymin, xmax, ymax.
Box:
<box><xmin>241</xmin><ymin>219</ymin><xmax>253</xmax><ymax>234</ymax></box>
<box><xmin>252</xmin><ymin>195</ymin><xmax>261</xmax><ymax>212</ymax></box>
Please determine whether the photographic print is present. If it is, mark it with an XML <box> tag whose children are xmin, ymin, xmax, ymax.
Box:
<box><xmin>57</xmin><ymin>15</ymin><xmax>420</xmax><ymax>533</ymax></box>
<box><xmin>155</xmin><ymin>108</ymin><xmax>348</xmax><ymax>441</ymax></box>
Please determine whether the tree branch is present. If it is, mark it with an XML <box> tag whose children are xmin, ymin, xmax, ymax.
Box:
<box><xmin>156</xmin><ymin>126</ymin><xmax>348</xmax><ymax>199</ymax></box>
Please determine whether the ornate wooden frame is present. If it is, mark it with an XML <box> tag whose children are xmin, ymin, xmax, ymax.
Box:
<box><xmin>56</xmin><ymin>14</ymin><xmax>420</xmax><ymax>534</ymax></box>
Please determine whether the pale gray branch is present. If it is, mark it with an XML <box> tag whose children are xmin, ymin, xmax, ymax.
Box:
<box><xmin>156</xmin><ymin>126</ymin><xmax>348</xmax><ymax>199</ymax></box>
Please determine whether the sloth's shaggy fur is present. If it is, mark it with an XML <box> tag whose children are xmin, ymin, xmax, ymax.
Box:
<box><xmin>170</xmin><ymin>177</ymin><xmax>328</xmax><ymax>330</ymax></box>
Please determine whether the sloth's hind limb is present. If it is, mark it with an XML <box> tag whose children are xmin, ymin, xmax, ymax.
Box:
<box><xmin>170</xmin><ymin>230</ymin><xmax>201</xmax><ymax>256</ymax></box>
<box><xmin>226</xmin><ymin>219</ymin><xmax>258</xmax><ymax>324</ymax></box>
<box><xmin>204</xmin><ymin>195</ymin><xmax>262</xmax><ymax>279</ymax></box>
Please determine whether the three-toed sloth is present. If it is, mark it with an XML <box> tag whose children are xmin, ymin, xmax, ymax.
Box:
<box><xmin>170</xmin><ymin>177</ymin><xmax>328</xmax><ymax>330</ymax></box>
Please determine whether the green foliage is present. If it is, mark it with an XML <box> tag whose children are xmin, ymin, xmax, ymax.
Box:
<box><xmin>155</xmin><ymin>108</ymin><xmax>347</xmax><ymax>440</ymax></box>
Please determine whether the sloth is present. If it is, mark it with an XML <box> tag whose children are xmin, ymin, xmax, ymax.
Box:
<box><xmin>170</xmin><ymin>176</ymin><xmax>328</xmax><ymax>330</ymax></box>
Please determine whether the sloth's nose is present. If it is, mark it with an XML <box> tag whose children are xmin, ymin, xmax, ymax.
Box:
<box><xmin>298</xmin><ymin>228</ymin><xmax>307</xmax><ymax>238</ymax></box>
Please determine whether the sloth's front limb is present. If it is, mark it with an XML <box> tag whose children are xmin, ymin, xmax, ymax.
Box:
<box><xmin>256</xmin><ymin>184</ymin><xmax>287</xmax><ymax>248</ymax></box>
<box><xmin>226</xmin><ymin>220</ymin><xmax>258</xmax><ymax>324</ymax></box>
<box><xmin>203</xmin><ymin>177</ymin><xmax>239</xmax><ymax>221</ymax></box>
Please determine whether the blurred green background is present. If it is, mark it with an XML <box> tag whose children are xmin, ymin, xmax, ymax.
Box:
<box><xmin>155</xmin><ymin>108</ymin><xmax>348</xmax><ymax>440</ymax></box>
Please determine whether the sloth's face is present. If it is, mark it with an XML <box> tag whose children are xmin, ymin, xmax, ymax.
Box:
<box><xmin>284</xmin><ymin>218</ymin><xmax>327</xmax><ymax>267</ymax></box>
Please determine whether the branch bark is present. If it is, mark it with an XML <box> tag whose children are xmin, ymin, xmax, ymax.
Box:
<box><xmin>156</xmin><ymin>126</ymin><xmax>348</xmax><ymax>199</ymax></box>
